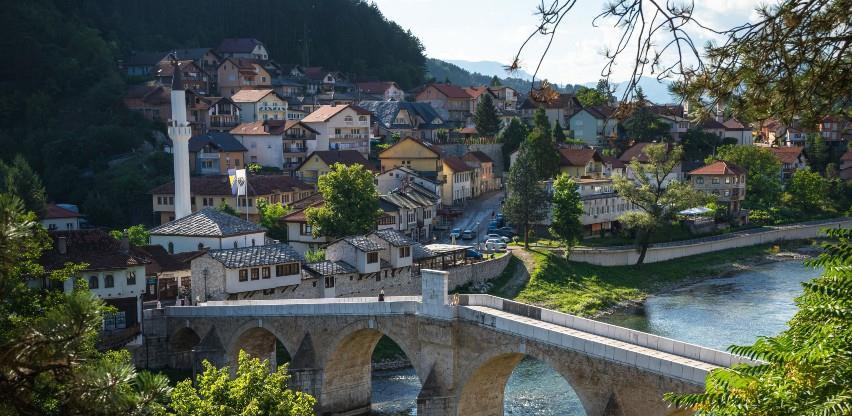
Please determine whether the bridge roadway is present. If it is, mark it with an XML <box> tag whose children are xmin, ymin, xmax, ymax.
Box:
<box><xmin>147</xmin><ymin>270</ymin><xmax>752</xmax><ymax>416</ymax></box>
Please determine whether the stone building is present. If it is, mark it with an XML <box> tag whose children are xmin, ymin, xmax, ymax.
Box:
<box><xmin>190</xmin><ymin>243</ymin><xmax>303</xmax><ymax>302</ymax></box>
<box><xmin>149</xmin><ymin>208</ymin><xmax>267</xmax><ymax>254</ymax></box>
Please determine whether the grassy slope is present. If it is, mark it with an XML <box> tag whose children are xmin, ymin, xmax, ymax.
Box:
<box><xmin>512</xmin><ymin>243</ymin><xmax>792</xmax><ymax>317</ymax></box>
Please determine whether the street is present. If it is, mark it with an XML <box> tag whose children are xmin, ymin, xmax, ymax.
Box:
<box><xmin>437</xmin><ymin>190</ymin><xmax>505</xmax><ymax>246</ymax></box>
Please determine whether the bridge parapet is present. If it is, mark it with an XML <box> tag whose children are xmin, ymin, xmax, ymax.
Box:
<box><xmin>166</xmin><ymin>296</ymin><xmax>422</xmax><ymax>317</ymax></box>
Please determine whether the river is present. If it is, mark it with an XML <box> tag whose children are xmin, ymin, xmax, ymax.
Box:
<box><xmin>370</xmin><ymin>260</ymin><xmax>821</xmax><ymax>415</ymax></box>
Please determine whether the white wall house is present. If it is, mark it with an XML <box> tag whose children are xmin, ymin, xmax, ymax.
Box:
<box><xmin>301</xmin><ymin>105</ymin><xmax>373</xmax><ymax>158</ymax></box>
<box><xmin>190</xmin><ymin>244</ymin><xmax>303</xmax><ymax>302</ymax></box>
<box><xmin>149</xmin><ymin>208</ymin><xmax>267</xmax><ymax>254</ymax></box>
<box><xmin>231</xmin><ymin>89</ymin><xmax>288</xmax><ymax>123</ymax></box>
<box><xmin>325</xmin><ymin>236</ymin><xmax>382</xmax><ymax>274</ymax></box>
<box><xmin>41</xmin><ymin>204</ymin><xmax>83</xmax><ymax>231</ymax></box>
<box><xmin>230</xmin><ymin>120</ymin><xmax>286</xmax><ymax>168</ymax></box>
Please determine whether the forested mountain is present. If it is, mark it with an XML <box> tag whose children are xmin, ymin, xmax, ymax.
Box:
<box><xmin>75</xmin><ymin>0</ymin><xmax>426</xmax><ymax>88</ymax></box>
<box><xmin>0</xmin><ymin>0</ymin><xmax>427</xmax><ymax>227</ymax></box>
<box><xmin>425</xmin><ymin>58</ymin><xmax>570</xmax><ymax>94</ymax></box>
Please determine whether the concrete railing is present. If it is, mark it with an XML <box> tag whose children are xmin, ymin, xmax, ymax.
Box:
<box><xmin>165</xmin><ymin>296</ymin><xmax>422</xmax><ymax>317</ymax></box>
<box><xmin>458</xmin><ymin>294</ymin><xmax>753</xmax><ymax>368</ymax></box>
<box><xmin>569</xmin><ymin>217</ymin><xmax>851</xmax><ymax>266</ymax></box>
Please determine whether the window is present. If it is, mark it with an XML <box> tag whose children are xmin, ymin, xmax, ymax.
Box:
<box><xmin>344</xmin><ymin>115</ymin><xmax>353</xmax><ymax>122</ymax></box>
<box><xmin>359</xmin><ymin>115</ymin><xmax>367</xmax><ymax>122</ymax></box>
<box><xmin>712</xmin><ymin>177</ymin><xmax>720</xmax><ymax>184</ymax></box>
<box><xmin>696</xmin><ymin>177</ymin><xmax>704</xmax><ymax>185</ymax></box>
<box><xmin>157</xmin><ymin>196</ymin><xmax>163</xmax><ymax>204</ymax></box>
<box><xmin>48</xmin><ymin>223</ymin><xmax>57</xmax><ymax>230</ymax></box>
<box><xmin>276</xmin><ymin>265</ymin><xmax>285</xmax><ymax>276</ymax></box>
<box><xmin>725</xmin><ymin>177</ymin><xmax>731</xmax><ymax>184</ymax></box>
<box><xmin>198</xmin><ymin>243</ymin><xmax>204</xmax><ymax>250</ymax></box>
<box><xmin>262</xmin><ymin>267</ymin><xmax>270</xmax><ymax>279</ymax></box>
<box><xmin>169</xmin><ymin>197</ymin><xmax>174</xmax><ymax>205</ymax></box>
<box><xmin>103</xmin><ymin>311</ymin><xmax>126</xmax><ymax>331</ymax></box>
<box><xmin>250</xmin><ymin>268</ymin><xmax>260</xmax><ymax>280</ymax></box>
<box><xmin>239</xmin><ymin>269</ymin><xmax>248</xmax><ymax>282</ymax></box>
<box><xmin>126</xmin><ymin>271</ymin><xmax>136</xmax><ymax>286</ymax></box>
<box><xmin>301</xmin><ymin>223</ymin><xmax>313</xmax><ymax>235</ymax></box>
<box><xmin>399</xmin><ymin>246</ymin><xmax>411</xmax><ymax>258</ymax></box>
<box><xmin>367</xmin><ymin>252</ymin><xmax>379</xmax><ymax>264</ymax></box>
<box><xmin>234</xmin><ymin>241</ymin><xmax>239</xmax><ymax>248</ymax></box>
<box><xmin>89</xmin><ymin>275</ymin><xmax>99</xmax><ymax>289</ymax></box>
<box><xmin>378</xmin><ymin>216</ymin><xmax>396</xmax><ymax>225</ymax></box>
<box><xmin>168</xmin><ymin>242</ymin><xmax>174</xmax><ymax>254</ymax></box>
<box><xmin>325</xmin><ymin>276</ymin><xmax>335</xmax><ymax>288</ymax></box>
<box><xmin>724</xmin><ymin>190</ymin><xmax>730</xmax><ymax>197</ymax></box>
<box><xmin>276</xmin><ymin>263</ymin><xmax>300</xmax><ymax>276</ymax></box>
<box><xmin>103</xmin><ymin>274</ymin><xmax>114</xmax><ymax>288</ymax></box>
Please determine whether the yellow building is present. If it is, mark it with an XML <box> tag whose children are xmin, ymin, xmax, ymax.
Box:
<box><xmin>558</xmin><ymin>148</ymin><xmax>604</xmax><ymax>179</ymax></box>
<box><xmin>440</xmin><ymin>156</ymin><xmax>474</xmax><ymax>206</ymax></box>
<box><xmin>378</xmin><ymin>137</ymin><xmax>444</xmax><ymax>174</ymax></box>
<box><xmin>295</xmin><ymin>150</ymin><xmax>376</xmax><ymax>187</ymax></box>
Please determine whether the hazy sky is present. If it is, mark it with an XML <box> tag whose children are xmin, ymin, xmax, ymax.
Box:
<box><xmin>370</xmin><ymin>0</ymin><xmax>765</xmax><ymax>85</ymax></box>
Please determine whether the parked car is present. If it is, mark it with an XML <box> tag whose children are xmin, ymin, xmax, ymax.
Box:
<box><xmin>489</xmin><ymin>220</ymin><xmax>499</xmax><ymax>229</ymax></box>
<box><xmin>495</xmin><ymin>214</ymin><xmax>504</xmax><ymax>227</ymax></box>
<box><xmin>450</xmin><ymin>228</ymin><xmax>462</xmax><ymax>239</ymax></box>
<box><xmin>465</xmin><ymin>248</ymin><xmax>483</xmax><ymax>259</ymax></box>
<box><xmin>487</xmin><ymin>233</ymin><xmax>510</xmax><ymax>243</ymax></box>
<box><xmin>496</xmin><ymin>227</ymin><xmax>516</xmax><ymax>238</ymax></box>
<box><xmin>461</xmin><ymin>229</ymin><xmax>475</xmax><ymax>240</ymax></box>
<box><xmin>485</xmin><ymin>238</ymin><xmax>507</xmax><ymax>251</ymax></box>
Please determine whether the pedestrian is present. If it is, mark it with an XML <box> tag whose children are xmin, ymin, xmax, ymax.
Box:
<box><xmin>378</xmin><ymin>288</ymin><xmax>385</xmax><ymax>302</ymax></box>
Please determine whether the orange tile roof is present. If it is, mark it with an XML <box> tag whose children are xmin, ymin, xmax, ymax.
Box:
<box><xmin>559</xmin><ymin>148</ymin><xmax>601</xmax><ymax>167</ymax></box>
<box><xmin>44</xmin><ymin>204</ymin><xmax>82</xmax><ymax>219</ymax></box>
<box><xmin>230</xmin><ymin>88</ymin><xmax>276</xmax><ymax>103</ymax></box>
<box><xmin>302</xmin><ymin>104</ymin><xmax>371</xmax><ymax>123</ymax></box>
<box><xmin>689</xmin><ymin>160</ymin><xmax>745</xmax><ymax>176</ymax></box>
<box><xmin>769</xmin><ymin>146</ymin><xmax>804</xmax><ymax>164</ymax></box>
<box><xmin>426</xmin><ymin>84</ymin><xmax>471</xmax><ymax>100</ymax></box>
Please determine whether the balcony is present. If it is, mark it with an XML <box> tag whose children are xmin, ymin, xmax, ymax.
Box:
<box><xmin>283</xmin><ymin>146</ymin><xmax>306</xmax><ymax>153</ymax></box>
<box><xmin>332</xmin><ymin>134</ymin><xmax>369</xmax><ymax>140</ymax></box>
<box><xmin>210</xmin><ymin>116</ymin><xmax>238</xmax><ymax>129</ymax></box>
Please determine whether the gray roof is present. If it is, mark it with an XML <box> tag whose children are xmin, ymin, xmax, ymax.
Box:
<box><xmin>412</xmin><ymin>243</ymin><xmax>437</xmax><ymax>260</ymax></box>
<box><xmin>342</xmin><ymin>235</ymin><xmax>382</xmax><ymax>252</ymax></box>
<box><xmin>188</xmin><ymin>132</ymin><xmax>247</xmax><ymax>152</ymax></box>
<box><xmin>303</xmin><ymin>260</ymin><xmax>357</xmax><ymax>277</ymax></box>
<box><xmin>372</xmin><ymin>229</ymin><xmax>416</xmax><ymax>247</ymax></box>
<box><xmin>358</xmin><ymin>100</ymin><xmax>444</xmax><ymax>129</ymax></box>
<box><xmin>149</xmin><ymin>208</ymin><xmax>264</xmax><ymax>237</ymax></box>
<box><xmin>207</xmin><ymin>243</ymin><xmax>302</xmax><ymax>268</ymax></box>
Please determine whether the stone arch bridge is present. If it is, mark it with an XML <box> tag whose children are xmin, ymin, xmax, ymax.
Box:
<box><xmin>140</xmin><ymin>270</ymin><xmax>751</xmax><ymax>416</ymax></box>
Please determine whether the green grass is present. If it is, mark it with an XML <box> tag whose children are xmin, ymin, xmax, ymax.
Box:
<box><xmin>513</xmin><ymin>240</ymin><xmax>813</xmax><ymax>317</ymax></box>
<box><xmin>452</xmin><ymin>255</ymin><xmax>523</xmax><ymax>298</ymax></box>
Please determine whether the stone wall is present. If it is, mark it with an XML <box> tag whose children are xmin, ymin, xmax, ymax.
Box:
<box><xmin>569</xmin><ymin>218</ymin><xmax>852</xmax><ymax>266</ymax></box>
<box><xmin>445</xmin><ymin>253</ymin><xmax>512</xmax><ymax>290</ymax></box>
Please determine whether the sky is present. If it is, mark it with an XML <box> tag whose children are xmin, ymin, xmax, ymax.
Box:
<box><xmin>370</xmin><ymin>0</ymin><xmax>766</xmax><ymax>85</ymax></box>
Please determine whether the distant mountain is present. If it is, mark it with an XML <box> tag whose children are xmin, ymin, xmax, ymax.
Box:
<box><xmin>445</xmin><ymin>59</ymin><xmax>535</xmax><ymax>81</ymax></box>
<box><xmin>584</xmin><ymin>76</ymin><xmax>676</xmax><ymax>104</ymax></box>
<box><xmin>425</xmin><ymin>58</ymin><xmax>567</xmax><ymax>95</ymax></box>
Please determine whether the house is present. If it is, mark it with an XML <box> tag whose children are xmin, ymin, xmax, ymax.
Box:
<box><xmin>758</xmin><ymin>119</ymin><xmax>788</xmax><ymax>145</ymax></box>
<box><xmin>379</xmin><ymin>183</ymin><xmax>441</xmax><ymax>242</ymax></box>
<box><xmin>125</xmin><ymin>51</ymin><xmax>169</xmax><ymax>77</ymax></box>
<box><xmin>303</xmin><ymin>67</ymin><xmax>342</xmax><ymax>94</ymax></box>
<box><xmin>230</xmin><ymin>89</ymin><xmax>288</xmax><ymax>122</ymax></box>
<box><xmin>695</xmin><ymin>118</ymin><xmax>727</xmax><ymax>139</ymax></box>
<box><xmin>216</xmin><ymin>38</ymin><xmax>269</xmax><ymax>60</ymax></box>
<box><xmin>153</xmin><ymin>60</ymin><xmax>210</xmax><ymax>94</ymax></box>
<box><xmin>376</xmin><ymin>166</ymin><xmax>442</xmax><ymax>196</ymax></box>
<box><xmin>367</xmin><ymin>229</ymin><xmax>416</xmax><ymax>269</ymax></box>
<box><xmin>136</xmin><ymin>244</ymin><xmax>198</xmax><ymax>302</ymax></box>
<box><xmin>295</xmin><ymin>150</ymin><xmax>375</xmax><ymax>185</ymax></box>
<box><xmin>489</xmin><ymin>86</ymin><xmax>519</xmax><ymax>111</ymax></box>
<box><xmin>41</xmin><ymin>203</ymin><xmax>83</xmax><ymax>231</ymax></box>
<box><xmin>654</xmin><ymin>112</ymin><xmax>691</xmax><ymax>142</ymax></box>
<box><xmin>619</xmin><ymin>142</ymin><xmax>683</xmax><ymax>186</ymax></box>
<box><xmin>230</xmin><ymin>119</ymin><xmax>289</xmax><ymax>168</ymax></box>
<box><xmin>149</xmin><ymin>208</ymin><xmax>267</xmax><ymax>254</ymax></box>
<box><xmin>190</xmin><ymin>243</ymin><xmax>302</xmax><ymax>302</ymax></box>
<box><xmin>840</xmin><ymin>149</ymin><xmax>852</xmax><ymax>181</ymax></box>
<box><xmin>356</xmin><ymin>81</ymin><xmax>404</xmax><ymax>101</ymax></box>
<box><xmin>463</xmin><ymin>86</ymin><xmax>497</xmax><ymax>112</ymax></box>
<box><xmin>39</xmin><ymin>230</ymin><xmax>149</xmax><ymax>349</ymax></box>
<box><xmin>206</xmin><ymin>96</ymin><xmax>242</xmax><ymax>131</ymax></box>
<box><xmin>688</xmin><ymin>161</ymin><xmax>747</xmax><ymax>215</ymax></box>
<box><xmin>301</xmin><ymin>104</ymin><xmax>373</xmax><ymax>157</ymax></box>
<box><xmin>463</xmin><ymin>151</ymin><xmax>498</xmax><ymax>194</ymax></box>
<box><xmin>519</xmin><ymin>93</ymin><xmax>582</xmax><ymax>129</ymax></box>
<box><xmin>415</xmin><ymin>84</ymin><xmax>473</xmax><ymax>126</ymax></box>
<box><xmin>274</xmin><ymin>77</ymin><xmax>304</xmax><ymax>98</ymax></box>
<box><xmin>441</xmin><ymin>155</ymin><xmax>474</xmax><ymax>206</ymax></box>
<box><xmin>326</xmin><ymin>236</ymin><xmax>383</xmax><ymax>274</ymax></box>
<box><xmin>170</xmin><ymin>48</ymin><xmax>221</xmax><ymax>77</ymax></box>
<box><xmin>281</xmin><ymin>193</ymin><xmax>328</xmax><ymax>254</ymax></box>
<box><xmin>124</xmin><ymin>85</ymin><xmax>171</xmax><ymax>122</ymax></box>
<box><xmin>558</xmin><ymin>147</ymin><xmax>605</xmax><ymax>178</ymax></box>
<box><xmin>723</xmin><ymin>118</ymin><xmax>753</xmax><ymax>145</ymax></box>
<box><xmin>602</xmin><ymin>156</ymin><xmax>627</xmax><ymax>177</ymax></box>
<box><xmin>378</xmin><ymin>136</ymin><xmax>444</xmax><ymax>175</ymax></box>
<box><xmin>818</xmin><ymin>115</ymin><xmax>850</xmax><ymax>143</ymax></box>
<box><xmin>769</xmin><ymin>146</ymin><xmax>808</xmax><ymax>181</ymax></box>
<box><xmin>282</xmin><ymin>121</ymin><xmax>320</xmax><ymax>174</ymax></box>
<box><xmin>784</xmin><ymin>127</ymin><xmax>806</xmax><ymax>147</ymax></box>
<box><xmin>576</xmin><ymin>178</ymin><xmax>636</xmax><ymax>237</ymax></box>
<box><xmin>569</xmin><ymin>106</ymin><xmax>617</xmax><ymax>146</ymax></box>
<box><xmin>358</xmin><ymin>100</ymin><xmax>445</xmax><ymax>141</ymax></box>
<box><xmin>150</xmin><ymin>175</ymin><xmax>313</xmax><ymax>224</ymax></box>
<box><xmin>216</xmin><ymin>58</ymin><xmax>273</xmax><ymax>97</ymax></box>
<box><xmin>187</xmin><ymin>132</ymin><xmax>247</xmax><ymax>175</ymax></box>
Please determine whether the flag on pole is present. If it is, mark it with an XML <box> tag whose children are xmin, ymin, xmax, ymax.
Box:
<box><xmin>228</xmin><ymin>168</ymin><xmax>237</xmax><ymax>195</ymax></box>
<box><xmin>234</xmin><ymin>169</ymin><xmax>247</xmax><ymax>196</ymax></box>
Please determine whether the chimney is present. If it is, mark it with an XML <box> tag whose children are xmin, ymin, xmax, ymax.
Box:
<box><xmin>57</xmin><ymin>236</ymin><xmax>67</xmax><ymax>255</ymax></box>
<box><xmin>120</xmin><ymin>230</ymin><xmax>130</xmax><ymax>253</ymax></box>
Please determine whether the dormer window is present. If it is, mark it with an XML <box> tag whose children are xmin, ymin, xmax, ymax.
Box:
<box><xmin>367</xmin><ymin>252</ymin><xmax>379</xmax><ymax>264</ymax></box>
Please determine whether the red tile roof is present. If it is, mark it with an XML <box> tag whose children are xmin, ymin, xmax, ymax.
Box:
<box><xmin>302</xmin><ymin>104</ymin><xmax>371</xmax><ymax>123</ymax></box>
<box><xmin>426</xmin><ymin>84</ymin><xmax>472</xmax><ymax>100</ymax></box>
<box><xmin>618</xmin><ymin>142</ymin><xmax>654</xmax><ymax>163</ymax></box>
<box><xmin>44</xmin><ymin>204</ymin><xmax>82</xmax><ymax>219</ymax></box>
<box><xmin>230</xmin><ymin>88</ymin><xmax>276</xmax><ymax>103</ymax></box>
<box><xmin>689</xmin><ymin>160</ymin><xmax>745</xmax><ymax>176</ymax></box>
<box><xmin>40</xmin><ymin>230</ymin><xmax>150</xmax><ymax>272</ymax></box>
<box><xmin>458</xmin><ymin>127</ymin><xmax>478</xmax><ymax>135</ymax></box>
<box><xmin>463</xmin><ymin>151</ymin><xmax>493</xmax><ymax>164</ymax></box>
<box><xmin>463</xmin><ymin>86</ymin><xmax>492</xmax><ymax>99</ymax></box>
<box><xmin>769</xmin><ymin>146</ymin><xmax>804</xmax><ymax>164</ymax></box>
<box><xmin>443</xmin><ymin>155</ymin><xmax>473</xmax><ymax>172</ymax></box>
<box><xmin>558</xmin><ymin>148</ymin><xmax>601</xmax><ymax>167</ymax></box>
<box><xmin>723</xmin><ymin>118</ymin><xmax>750</xmax><ymax>131</ymax></box>
<box><xmin>841</xmin><ymin>149</ymin><xmax>852</xmax><ymax>162</ymax></box>
<box><xmin>520</xmin><ymin>93</ymin><xmax>581</xmax><ymax>112</ymax></box>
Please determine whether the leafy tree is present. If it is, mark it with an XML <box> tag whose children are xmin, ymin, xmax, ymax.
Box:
<box><xmin>504</xmin><ymin>149</ymin><xmax>549</xmax><ymax>249</ymax></box>
<box><xmin>473</xmin><ymin>93</ymin><xmax>500</xmax><ymax>137</ymax></box>
<box><xmin>109</xmin><ymin>224</ymin><xmax>150</xmax><ymax>246</ymax></box>
<box><xmin>0</xmin><ymin>155</ymin><xmax>47</xmax><ymax>215</ymax></box>
<box><xmin>164</xmin><ymin>350</ymin><xmax>315</xmax><ymax>416</ymax></box>
<box><xmin>500</xmin><ymin>118</ymin><xmax>528</xmax><ymax>167</ymax></box>
<box><xmin>216</xmin><ymin>200</ymin><xmax>239</xmax><ymax>217</ymax></box>
<box><xmin>532</xmin><ymin>107</ymin><xmax>553</xmax><ymax>141</ymax></box>
<box><xmin>620</xmin><ymin>107</ymin><xmax>671</xmax><ymax>142</ymax></box>
<box><xmin>595</xmin><ymin>78</ymin><xmax>615</xmax><ymax>103</ymax></box>
<box><xmin>522</xmin><ymin>128</ymin><xmax>560</xmax><ymax>181</ymax></box>
<box><xmin>575</xmin><ymin>86</ymin><xmax>608</xmax><ymax>108</ymax></box>
<box><xmin>0</xmin><ymin>194</ymin><xmax>170</xmax><ymax>415</ymax></box>
<box><xmin>666</xmin><ymin>227</ymin><xmax>852</xmax><ymax>414</ymax></box>
<box><xmin>257</xmin><ymin>199</ymin><xmax>290</xmax><ymax>241</ymax></box>
<box><xmin>489</xmin><ymin>75</ymin><xmax>502</xmax><ymax>87</ymax></box>
<box><xmin>805</xmin><ymin>133</ymin><xmax>829</xmax><ymax>175</ymax></box>
<box><xmin>614</xmin><ymin>144</ymin><xmax>709</xmax><ymax>265</ymax></box>
<box><xmin>304</xmin><ymin>249</ymin><xmax>325</xmax><ymax>263</ymax></box>
<box><xmin>549</xmin><ymin>174</ymin><xmax>583</xmax><ymax>249</ymax></box>
<box><xmin>306</xmin><ymin>163</ymin><xmax>382</xmax><ymax>238</ymax></box>
<box><xmin>784</xmin><ymin>168</ymin><xmax>831</xmax><ymax>214</ymax></box>
<box><xmin>680</xmin><ymin>129</ymin><xmax>720</xmax><ymax>163</ymax></box>
<box><xmin>713</xmin><ymin>145</ymin><xmax>783</xmax><ymax>209</ymax></box>
<box><xmin>552</xmin><ymin>120</ymin><xmax>567</xmax><ymax>143</ymax></box>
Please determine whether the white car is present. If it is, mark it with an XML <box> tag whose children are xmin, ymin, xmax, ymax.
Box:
<box><xmin>487</xmin><ymin>233</ymin><xmax>510</xmax><ymax>243</ymax></box>
<box><xmin>485</xmin><ymin>238</ymin><xmax>507</xmax><ymax>251</ymax></box>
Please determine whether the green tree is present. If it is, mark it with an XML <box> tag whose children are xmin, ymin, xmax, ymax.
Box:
<box><xmin>680</xmin><ymin>129</ymin><xmax>721</xmax><ymax>162</ymax></box>
<box><xmin>503</xmin><ymin>149</ymin><xmax>549</xmax><ymax>248</ymax></box>
<box><xmin>595</xmin><ymin>78</ymin><xmax>615</xmax><ymax>103</ymax></box>
<box><xmin>306</xmin><ymin>163</ymin><xmax>382</xmax><ymax>238</ymax></box>
<box><xmin>614</xmin><ymin>144</ymin><xmax>709</xmax><ymax>265</ymax></box>
<box><xmin>532</xmin><ymin>107</ymin><xmax>553</xmax><ymax>141</ymax></box>
<box><xmin>257</xmin><ymin>199</ymin><xmax>291</xmax><ymax>241</ymax></box>
<box><xmin>552</xmin><ymin>120</ymin><xmax>567</xmax><ymax>143</ymax></box>
<box><xmin>784</xmin><ymin>168</ymin><xmax>831</xmax><ymax>214</ymax></box>
<box><xmin>620</xmin><ymin>108</ymin><xmax>671</xmax><ymax>142</ymax></box>
<box><xmin>500</xmin><ymin>118</ymin><xmax>528</xmax><ymax>166</ymax></box>
<box><xmin>0</xmin><ymin>194</ymin><xmax>170</xmax><ymax>415</ymax></box>
<box><xmin>304</xmin><ymin>249</ymin><xmax>325</xmax><ymax>263</ymax></box>
<box><xmin>549</xmin><ymin>174</ymin><xmax>584</xmax><ymax>249</ymax></box>
<box><xmin>216</xmin><ymin>200</ymin><xmax>239</xmax><ymax>217</ymax></box>
<box><xmin>164</xmin><ymin>350</ymin><xmax>315</xmax><ymax>416</ymax></box>
<box><xmin>473</xmin><ymin>93</ymin><xmax>501</xmax><ymax>137</ymax></box>
<box><xmin>522</xmin><ymin>128</ymin><xmax>560</xmax><ymax>181</ymax></box>
<box><xmin>490</xmin><ymin>75</ymin><xmax>502</xmax><ymax>87</ymax></box>
<box><xmin>109</xmin><ymin>224</ymin><xmax>150</xmax><ymax>246</ymax></box>
<box><xmin>575</xmin><ymin>86</ymin><xmax>608</xmax><ymax>107</ymax></box>
<box><xmin>805</xmin><ymin>133</ymin><xmax>829</xmax><ymax>175</ymax></box>
<box><xmin>713</xmin><ymin>145</ymin><xmax>783</xmax><ymax>209</ymax></box>
<box><xmin>666</xmin><ymin>227</ymin><xmax>852</xmax><ymax>414</ymax></box>
<box><xmin>0</xmin><ymin>155</ymin><xmax>47</xmax><ymax>215</ymax></box>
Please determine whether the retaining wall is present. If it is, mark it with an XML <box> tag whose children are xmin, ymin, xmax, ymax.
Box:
<box><xmin>445</xmin><ymin>253</ymin><xmax>512</xmax><ymax>289</ymax></box>
<box><xmin>569</xmin><ymin>218</ymin><xmax>851</xmax><ymax>266</ymax></box>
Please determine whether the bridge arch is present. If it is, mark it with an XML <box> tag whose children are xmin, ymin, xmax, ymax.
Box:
<box><xmin>225</xmin><ymin>320</ymin><xmax>298</xmax><ymax>372</ymax></box>
<box><xmin>318</xmin><ymin>319</ymin><xmax>423</xmax><ymax>415</ymax></box>
<box><xmin>168</xmin><ymin>326</ymin><xmax>201</xmax><ymax>370</ymax></box>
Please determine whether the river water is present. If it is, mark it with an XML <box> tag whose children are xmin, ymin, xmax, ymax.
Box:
<box><xmin>371</xmin><ymin>260</ymin><xmax>821</xmax><ymax>415</ymax></box>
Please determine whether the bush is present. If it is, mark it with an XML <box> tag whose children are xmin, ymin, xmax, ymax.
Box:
<box><xmin>748</xmin><ymin>209</ymin><xmax>779</xmax><ymax>226</ymax></box>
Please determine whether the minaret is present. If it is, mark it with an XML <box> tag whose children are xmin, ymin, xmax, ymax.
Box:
<box><xmin>168</xmin><ymin>54</ymin><xmax>192</xmax><ymax>219</ymax></box>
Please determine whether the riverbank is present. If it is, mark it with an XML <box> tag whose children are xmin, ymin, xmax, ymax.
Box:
<box><xmin>507</xmin><ymin>239</ymin><xmax>820</xmax><ymax>318</ymax></box>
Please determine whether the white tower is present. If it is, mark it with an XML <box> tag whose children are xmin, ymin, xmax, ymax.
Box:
<box><xmin>168</xmin><ymin>55</ymin><xmax>192</xmax><ymax>219</ymax></box>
